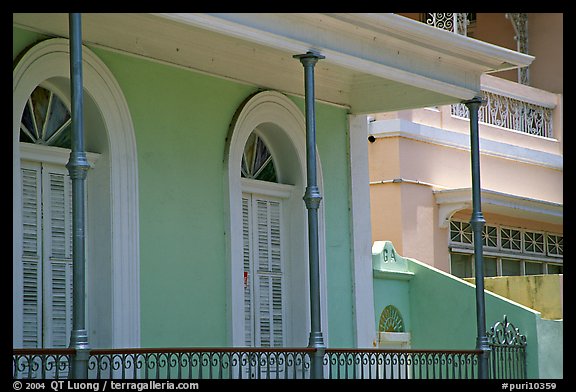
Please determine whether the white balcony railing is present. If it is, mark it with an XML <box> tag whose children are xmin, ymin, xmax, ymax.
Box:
<box><xmin>423</xmin><ymin>13</ymin><xmax>470</xmax><ymax>36</ymax></box>
<box><xmin>451</xmin><ymin>90</ymin><xmax>553</xmax><ymax>138</ymax></box>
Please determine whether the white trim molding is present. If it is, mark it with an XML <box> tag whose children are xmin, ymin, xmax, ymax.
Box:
<box><xmin>348</xmin><ymin>115</ymin><xmax>377</xmax><ymax>348</ymax></box>
<box><xmin>13</xmin><ymin>38</ymin><xmax>140</xmax><ymax>348</ymax></box>
<box><xmin>434</xmin><ymin>188</ymin><xmax>563</xmax><ymax>228</ymax></box>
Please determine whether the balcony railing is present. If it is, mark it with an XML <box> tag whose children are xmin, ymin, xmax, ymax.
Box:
<box><xmin>324</xmin><ymin>349</ymin><xmax>480</xmax><ymax>379</ymax></box>
<box><xmin>423</xmin><ymin>13</ymin><xmax>470</xmax><ymax>35</ymax></box>
<box><xmin>451</xmin><ymin>90</ymin><xmax>554</xmax><ymax>138</ymax></box>
<box><xmin>13</xmin><ymin>316</ymin><xmax>527</xmax><ymax>380</ymax></box>
<box><xmin>13</xmin><ymin>347</ymin><xmax>505</xmax><ymax>380</ymax></box>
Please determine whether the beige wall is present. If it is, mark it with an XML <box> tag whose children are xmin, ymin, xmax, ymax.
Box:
<box><xmin>465</xmin><ymin>274</ymin><xmax>563</xmax><ymax>320</ymax></box>
<box><xmin>529</xmin><ymin>13</ymin><xmax>563</xmax><ymax>93</ymax></box>
<box><xmin>371</xmin><ymin>13</ymin><xmax>563</xmax><ymax>272</ymax></box>
<box><xmin>372</xmin><ymin>136</ymin><xmax>562</xmax><ymax>204</ymax></box>
<box><xmin>369</xmin><ymin>135</ymin><xmax>562</xmax><ymax>271</ymax></box>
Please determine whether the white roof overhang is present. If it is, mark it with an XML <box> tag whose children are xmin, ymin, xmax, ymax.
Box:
<box><xmin>434</xmin><ymin>188</ymin><xmax>563</xmax><ymax>228</ymax></box>
<box><xmin>13</xmin><ymin>13</ymin><xmax>534</xmax><ymax>114</ymax></box>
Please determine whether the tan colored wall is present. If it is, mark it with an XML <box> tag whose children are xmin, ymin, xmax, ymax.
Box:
<box><xmin>396</xmin><ymin>137</ymin><xmax>562</xmax><ymax>204</ymax></box>
<box><xmin>370</xmin><ymin>183</ymin><xmax>404</xmax><ymax>251</ymax></box>
<box><xmin>465</xmin><ymin>275</ymin><xmax>563</xmax><ymax>320</ymax></box>
<box><xmin>529</xmin><ymin>13</ymin><xmax>563</xmax><ymax>93</ymax></box>
<box><xmin>371</xmin><ymin>13</ymin><xmax>563</xmax><ymax>272</ymax></box>
<box><xmin>369</xmin><ymin>135</ymin><xmax>562</xmax><ymax>271</ymax></box>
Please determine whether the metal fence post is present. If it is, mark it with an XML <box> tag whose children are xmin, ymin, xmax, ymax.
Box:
<box><xmin>293</xmin><ymin>51</ymin><xmax>326</xmax><ymax>379</ymax></box>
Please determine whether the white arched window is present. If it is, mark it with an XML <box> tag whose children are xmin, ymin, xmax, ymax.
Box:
<box><xmin>13</xmin><ymin>38</ymin><xmax>140</xmax><ymax>348</ymax></box>
<box><xmin>225</xmin><ymin>91</ymin><xmax>328</xmax><ymax>348</ymax></box>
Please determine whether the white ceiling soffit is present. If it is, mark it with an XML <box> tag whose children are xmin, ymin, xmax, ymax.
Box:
<box><xmin>434</xmin><ymin>188</ymin><xmax>563</xmax><ymax>228</ymax></box>
<box><xmin>13</xmin><ymin>13</ymin><xmax>534</xmax><ymax>114</ymax></box>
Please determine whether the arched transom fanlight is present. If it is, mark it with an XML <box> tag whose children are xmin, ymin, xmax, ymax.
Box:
<box><xmin>378</xmin><ymin>304</ymin><xmax>405</xmax><ymax>333</ymax></box>
<box><xmin>241</xmin><ymin>132</ymin><xmax>277</xmax><ymax>183</ymax></box>
<box><xmin>20</xmin><ymin>86</ymin><xmax>71</xmax><ymax>149</ymax></box>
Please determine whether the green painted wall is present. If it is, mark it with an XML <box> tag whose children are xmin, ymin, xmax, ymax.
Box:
<box><xmin>373</xmin><ymin>278</ymin><xmax>411</xmax><ymax>334</ymax></box>
<box><xmin>93</xmin><ymin>47</ymin><xmax>254</xmax><ymax>347</ymax></box>
<box><xmin>13</xmin><ymin>27</ymin><xmax>355</xmax><ymax>349</ymax></box>
<box><xmin>12</xmin><ymin>27</ymin><xmax>47</xmax><ymax>62</ymax></box>
<box><xmin>91</xmin><ymin>48</ymin><xmax>354</xmax><ymax>348</ymax></box>
<box><xmin>536</xmin><ymin>318</ymin><xmax>563</xmax><ymax>379</ymax></box>
<box><xmin>407</xmin><ymin>257</ymin><xmax>542</xmax><ymax>378</ymax></box>
<box><xmin>371</xmin><ymin>241</ymin><xmax>561</xmax><ymax>378</ymax></box>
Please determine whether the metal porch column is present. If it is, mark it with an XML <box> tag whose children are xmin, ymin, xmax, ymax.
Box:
<box><xmin>67</xmin><ymin>13</ymin><xmax>91</xmax><ymax>379</ymax></box>
<box><xmin>293</xmin><ymin>51</ymin><xmax>326</xmax><ymax>379</ymax></box>
<box><xmin>464</xmin><ymin>96</ymin><xmax>491</xmax><ymax>379</ymax></box>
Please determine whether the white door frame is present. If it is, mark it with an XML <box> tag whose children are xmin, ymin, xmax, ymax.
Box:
<box><xmin>224</xmin><ymin>90</ymin><xmax>329</xmax><ymax>347</ymax></box>
<box><xmin>13</xmin><ymin>38</ymin><xmax>140</xmax><ymax>348</ymax></box>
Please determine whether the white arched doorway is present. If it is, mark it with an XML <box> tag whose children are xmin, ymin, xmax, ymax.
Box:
<box><xmin>224</xmin><ymin>90</ymin><xmax>328</xmax><ymax>347</ymax></box>
<box><xmin>13</xmin><ymin>38</ymin><xmax>140</xmax><ymax>348</ymax></box>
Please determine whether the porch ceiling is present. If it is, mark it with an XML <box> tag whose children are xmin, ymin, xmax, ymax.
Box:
<box><xmin>13</xmin><ymin>13</ymin><xmax>534</xmax><ymax>114</ymax></box>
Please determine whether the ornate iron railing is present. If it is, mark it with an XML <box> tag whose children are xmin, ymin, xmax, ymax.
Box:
<box><xmin>14</xmin><ymin>347</ymin><xmax>485</xmax><ymax>380</ymax></box>
<box><xmin>87</xmin><ymin>348</ymin><xmax>313</xmax><ymax>380</ymax></box>
<box><xmin>424</xmin><ymin>13</ymin><xmax>469</xmax><ymax>35</ymax></box>
<box><xmin>451</xmin><ymin>91</ymin><xmax>553</xmax><ymax>138</ymax></box>
<box><xmin>13</xmin><ymin>348</ymin><xmax>314</xmax><ymax>380</ymax></box>
<box><xmin>488</xmin><ymin>315</ymin><xmax>527</xmax><ymax>379</ymax></box>
<box><xmin>324</xmin><ymin>349</ymin><xmax>480</xmax><ymax>379</ymax></box>
<box><xmin>13</xmin><ymin>348</ymin><xmax>74</xmax><ymax>379</ymax></box>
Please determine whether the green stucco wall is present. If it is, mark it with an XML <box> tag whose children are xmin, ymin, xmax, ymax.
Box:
<box><xmin>371</xmin><ymin>241</ymin><xmax>561</xmax><ymax>378</ymax></box>
<box><xmin>373</xmin><ymin>278</ymin><xmax>411</xmax><ymax>334</ymax></box>
<box><xmin>14</xmin><ymin>26</ymin><xmax>355</xmax><ymax>349</ymax></box>
<box><xmin>92</xmin><ymin>47</ymin><xmax>354</xmax><ymax>348</ymax></box>
<box><xmin>407</xmin><ymin>257</ymin><xmax>545</xmax><ymax>378</ymax></box>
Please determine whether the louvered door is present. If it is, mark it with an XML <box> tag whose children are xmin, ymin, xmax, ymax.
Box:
<box><xmin>242</xmin><ymin>193</ymin><xmax>286</xmax><ymax>348</ymax></box>
<box><xmin>20</xmin><ymin>161</ymin><xmax>74</xmax><ymax>349</ymax></box>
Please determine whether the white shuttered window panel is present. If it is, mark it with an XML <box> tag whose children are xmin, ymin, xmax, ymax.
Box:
<box><xmin>20</xmin><ymin>161</ymin><xmax>74</xmax><ymax>348</ymax></box>
<box><xmin>242</xmin><ymin>193</ymin><xmax>285</xmax><ymax>348</ymax></box>
<box><xmin>21</xmin><ymin>162</ymin><xmax>42</xmax><ymax>348</ymax></box>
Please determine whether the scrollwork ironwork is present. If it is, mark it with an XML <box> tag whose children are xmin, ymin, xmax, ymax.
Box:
<box><xmin>488</xmin><ymin>315</ymin><xmax>527</xmax><ymax>346</ymax></box>
<box><xmin>452</xmin><ymin>91</ymin><xmax>553</xmax><ymax>138</ymax></box>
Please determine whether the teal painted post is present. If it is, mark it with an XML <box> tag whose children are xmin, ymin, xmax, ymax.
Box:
<box><xmin>67</xmin><ymin>13</ymin><xmax>91</xmax><ymax>378</ymax></box>
<box><xmin>293</xmin><ymin>51</ymin><xmax>326</xmax><ymax>379</ymax></box>
<box><xmin>464</xmin><ymin>96</ymin><xmax>490</xmax><ymax>379</ymax></box>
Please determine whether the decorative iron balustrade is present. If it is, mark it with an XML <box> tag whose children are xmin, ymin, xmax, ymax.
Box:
<box><xmin>324</xmin><ymin>349</ymin><xmax>480</xmax><ymax>379</ymax></box>
<box><xmin>424</xmin><ymin>13</ymin><xmax>469</xmax><ymax>35</ymax></box>
<box><xmin>87</xmin><ymin>348</ymin><xmax>313</xmax><ymax>380</ymax></box>
<box><xmin>488</xmin><ymin>315</ymin><xmax>527</xmax><ymax>379</ymax></box>
<box><xmin>14</xmin><ymin>347</ymin><xmax>485</xmax><ymax>380</ymax></box>
<box><xmin>451</xmin><ymin>91</ymin><xmax>553</xmax><ymax>138</ymax></box>
<box><xmin>13</xmin><ymin>348</ymin><xmax>74</xmax><ymax>379</ymax></box>
<box><xmin>13</xmin><ymin>348</ymin><xmax>314</xmax><ymax>380</ymax></box>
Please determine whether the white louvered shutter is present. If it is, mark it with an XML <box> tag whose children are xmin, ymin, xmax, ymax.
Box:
<box><xmin>253</xmin><ymin>197</ymin><xmax>284</xmax><ymax>348</ymax></box>
<box><xmin>20</xmin><ymin>161</ymin><xmax>73</xmax><ymax>348</ymax></box>
<box><xmin>242</xmin><ymin>193</ymin><xmax>285</xmax><ymax>348</ymax></box>
<box><xmin>42</xmin><ymin>164</ymin><xmax>74</xmax><ymax>348</ymax></box>
<box><xmin>21</xmin><ymin>162</ymin><xmax>43</xmax><ymax>348</ymax></box>
<box><xmin>242</xmin><ymin>195</ymin><xmax>253</xmax><ymax>347</ymax></box>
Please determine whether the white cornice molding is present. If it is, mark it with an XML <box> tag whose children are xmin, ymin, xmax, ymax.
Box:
<box><xmin>159</xmin><ymin>13</ymin><xmax>533</xmax><ymax>73</ymax></box>
<box><xmin>153</xmin><ymin>13</ymin><xmax>533</xmax><ymax>101</ymax></box>
<box><xmin>327</xmin><ymin>13</ymin><xmax>534</xmax><ymax>72</ymax></box>
<box><xmin>434</xmin><ymin>188</ymin><xmax>563</xmax><ymax>228</ymax></box>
